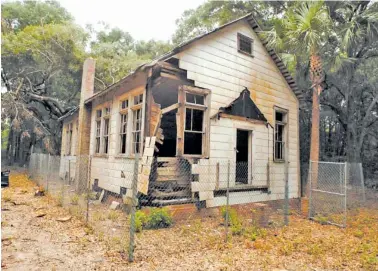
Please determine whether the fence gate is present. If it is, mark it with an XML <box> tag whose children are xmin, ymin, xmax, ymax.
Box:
<box><xmin>308</xmin><ymin>161</ymin><xmax>347</xmax><ymax>227</ymax></box>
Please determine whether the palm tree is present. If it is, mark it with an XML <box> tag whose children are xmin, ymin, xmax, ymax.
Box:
<box><xmin>264</xmin><ymin>1</ymin><xmax>331</xmax><ymax>191</ymax></box>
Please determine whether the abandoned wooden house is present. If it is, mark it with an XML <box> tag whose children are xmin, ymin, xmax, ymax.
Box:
<box><xmin>58</xmin><ymin>13</ymin><xmax>303</xmax><ymax>208</ymax></box>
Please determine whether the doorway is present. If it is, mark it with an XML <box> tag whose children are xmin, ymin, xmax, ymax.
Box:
<box><xmin>236</xmin><ymin>129</ymin><xmax>250</xmax><ymax>185</ymax></box>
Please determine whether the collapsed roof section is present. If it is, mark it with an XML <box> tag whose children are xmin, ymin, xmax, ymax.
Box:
<box><xmin>217</xmin><ymin>88</ymin><xmax>267</xmax><ymax>123</ymax></box>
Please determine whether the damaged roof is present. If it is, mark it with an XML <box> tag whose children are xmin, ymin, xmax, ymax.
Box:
<box><xmin>87</xmin><ymin>12</ymin><xmax>303</xmax><ymax>104</ymax></box>
<box><xmin>217</xmin><ymin>88</ymin><xmax>267</xmax><ymax>122</ymax></box>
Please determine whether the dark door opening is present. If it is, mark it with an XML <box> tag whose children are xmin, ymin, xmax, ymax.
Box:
<box><xmin>236</xmin><ymin>129</ymin><xmax>249</xmax><ymax>185</ymax></box>
<box><xmin>158</xmin><ymin>109</ymin><xmax>177</xmax><ymax>157</ymax></box>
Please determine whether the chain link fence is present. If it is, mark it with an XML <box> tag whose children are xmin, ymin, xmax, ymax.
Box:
<box><xmin>308</xmin><ymin>161</ymin><xmax>372</xmax><ymax>227</ymax></box>
<box><xmin>28</xmin><ymin>151</ymin><xmax>303</xmax><ymax>262</ymax></box>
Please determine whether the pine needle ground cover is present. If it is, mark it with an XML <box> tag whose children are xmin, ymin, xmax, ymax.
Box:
<box><xmin>2</xmin><ymin>173</ymin><xmax>377</xmax><ymax>270</ymax></box>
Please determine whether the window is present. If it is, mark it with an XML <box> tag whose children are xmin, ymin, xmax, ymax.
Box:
<box><xmin>66</xmin><ymin>123</ymin><xmax>73</xmax><ymax>155</ymax></box>
<box><xmin>237</xmin><ymin>33</ymin><xmax>253</xmax><ymax>57</ymax></box>
<box><xmin>134</xmin><ymin>94</ymin><xmax>143</xmax><ymax>105</ymax></box>
<box><xmin>132</xmin><ymin>108</ymin><xmax>142</xmax><ymax>154</ymax></box>
<box><xmin>186</xmin><ymin>93</ymin><xmax>204</xmax><ymax>105</ymax></box>
<box><xmin>120</xmin><ymin>99</ymin><xmax>128</xmax><ymax>110</ymax></box>
<box><xmin>119</xmin><ymin>113</ymin><xmax>128</xmax><ymax>154</ymax></box>
<box><xmin>183</xmin><ymin>91</ymin><xmax>207</xmax><ymax>155</ymax></box>
<box><xmin>103</xmin><ymin>118</ymin><xmax>110</xmax><ymax>154</ymax></box>
<box><xmin>274</xmin><ymin>110</ymin><xmax>287</xmax><ymax>161</ymax></box>
<box><xmin>95</xmin><ymin>110</ymin><xmax>101</xmax><ymax>153</ymax></box>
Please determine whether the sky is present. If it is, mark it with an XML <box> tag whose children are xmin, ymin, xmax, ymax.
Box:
<box><xmin>58</xmin><ymin>0</ymin><xmax>206</xmax><ymax>41</ymax></box>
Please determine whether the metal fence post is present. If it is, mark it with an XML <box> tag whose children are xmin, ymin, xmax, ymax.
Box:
<box><xmin>344</xmin><ymin>162</ymin><xmax>347</xmax><ymax>228</ymax></box>
<box><xmin>86</xmin><ymin>155</ymin><xmax>92</xmax><ymax>224</ymax></box>
<box><xmin>46</xmin><ymin>154</ymin><xmax>50</xmax><ymax>192</ymax></box>
<box><xmin>225</xmin><ymin>160</ymin><xmax>230</xmax><ymax>243</ymax></box>
<box><xmin>129</xmin><ymin>153</ymin><xmax>139</xmax><ymax>262</ymax></box>
<box><xmin>358</xmin><ymin>163</ymin><xmax>366</xmax><ymax>202</ymax></box>
<box><xmin>284</xmin><ymin>160</ymin><xmax>289</xmax><ymax>226</ymax></box>
<box><xmin>308</xmin><ymin>161</ymin><xmax>312</xmax><ymax>219</ymax></box>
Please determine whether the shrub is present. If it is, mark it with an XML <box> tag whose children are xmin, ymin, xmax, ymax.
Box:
<box><xmin>221</xmin><ymin>206</ymin><xmax>244</xmax><ymax>235</ymax></box>
<box><xmin>145</xmin><ymin>207</ymin><xmax>173</xmax><ymax>229</ymax></box>
<box><xmin>134</xmin><ymin>210</ymin><xmax>147</xmax><ymax>232</ymax></box>
<box><xmin>70</xmin><ymin>194</ymin><xmax>80</xmax><ymax>205</ymax></box>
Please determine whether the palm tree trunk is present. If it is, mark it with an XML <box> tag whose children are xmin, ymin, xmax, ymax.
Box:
<box><xmin>308</xmin><ymin>53</ymin><xmax>323</xmax><ymax>193</ymax></box>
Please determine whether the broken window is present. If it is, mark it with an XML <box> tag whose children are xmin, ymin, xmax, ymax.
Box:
<box><xmin>274</xmin><ymin>110</ymin><xmax>287</xmax><ymax>161</ymax></box>
<box><xmin>66</xmin><ymin>123</ymin><xmax>73</xmax><ymax>155</ymax></box>
<box><xmin>237</xmin><ymin>33</ymin><xmax>253</xmax><ymax>57</ymax></box>
<box><xmin>183</xmin><ymin>92</ymin><xmax>206</xmax><ymax>155</ymax></box>
<box><xmin>119</xmin><ymin>113</ymin><xmax>128</xmax><ymax>154</ymax></box>
<box><xmin>132</xmin><ymin>108</ymin><xmax>142</xmax><ymax>154</ymax></box>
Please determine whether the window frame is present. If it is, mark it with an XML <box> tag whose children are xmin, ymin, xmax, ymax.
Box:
<box><xmin>95</xmin><ymin>109</ymin><xmax>102</xmax><ymax>154</ymax></box>
<box><xmin>178</xmin><ymin>85</ymin><xmax>210</xmax><ymax>158</ymax></box>
<box><xmin>237</xmin><ymin>33</ymin><xmax>254</xmax><ymax>57</ymax></box>
<box><xmin>115</xmin><ymin>88</ymin><xmax>145</xmax><ymax>158</ymax></box>
<box><xmin>131</xmin><ymin>106</ymin><xmax>142</xmax><ymax>155</ymax></box>
<box><xmin>273</xmin><ymin>107</ymin><xmax>288</xmax><ymax>162</ymax></box>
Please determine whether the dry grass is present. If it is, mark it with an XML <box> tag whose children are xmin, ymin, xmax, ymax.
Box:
<box><xmin>3</xmin><ymin>172</ymin><xmax>378</xmax><ymax>271</ymax></box>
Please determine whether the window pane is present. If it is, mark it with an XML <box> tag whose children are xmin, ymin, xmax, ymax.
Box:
<box><xmin>120</xmin><ymin>134</ymin><xmax>127</xmax><ymax>154</ymax></box>
<box><xmin>195</xmin><ymin>95</ymin><xmax>204</xmax><ymax>105</ymax></box>
<box><xmin>134</xmin><ymin>94</ymin><xmax>143</xmax><ymax>105</ymax></box>
<box><xmin>121</xmin><ymin>100</ymin><xmax>128</xmax><ymax>109</ymax></box>
<box><xmin>186</xmin><ymin>93</ymin><xmax>195</xmax><ymax>103</ymax></box>
<box><xmin>96</xmin><ymin>110</ymin><xmax>102</xmax><ymax>118</ymax></box>
<box><xmin>276</xmin><ymin>111</ymin><xmax>284</xmax><ymax>122</ymax></box>
<box><xmin>185</xmin><ymin>109</ymin><xmax>192</xmax><ymax>130</ymax></box>
<box><xmin>184</xmin><ymin>132</ymin><xmax>202</xmax><ymax>155</ymax></box>
<box><xmin>192</xmin><ymin>109</ymin><xmax>203</xmax><ymax>131</ymax></box>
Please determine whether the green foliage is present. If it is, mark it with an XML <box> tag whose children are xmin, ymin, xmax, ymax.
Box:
<box><xmin>70</xmin><ymin>194</ymin><xmax>79</xmax><ymax>205</ymax></box>
<box><xmin>221</xmin><ymin>206</ymin><xmax>243</xmax><ymax>235</ymax></box>
<box><xmin>134</xmin><ymin>210</ymin><xmax>147</xmax><ymax>232</ymax></box>
<box><xmin>1</xmin><ymin>0</ymin><xmax>73</xmax><ymax>33</ymax></box>
<box><xmin>1</xmin><ymin>121</ymin><xmax>10</xmax><ymax>150</ymax></box>
<box><xmin>144</xmin><ymin>207</ymin><xmax>173</xmax><ymax>229</ymax></box>
<box><xmin>133</xmin><ymin>208</ymin><xmax>173</xmax><ymax>231</ymax></box>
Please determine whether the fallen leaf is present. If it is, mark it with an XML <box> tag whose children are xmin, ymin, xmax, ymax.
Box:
<box><xmin>36</xmin><ymin>212</ymin><xmax>47</xmax><ymax>217</ymax></box>
<box><xmin>56</xmin><ymin>216</ymin><xmax>72</xmax><ymax>222</ymax></box>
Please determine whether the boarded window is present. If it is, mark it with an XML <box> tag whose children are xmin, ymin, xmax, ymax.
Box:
<box><xmin>274</xmin><ymin>110</ymin><xmax>287</xmax><ymax>161</ymax></box>
<box><xmin>103</xmin><ymin>118</ymin><xmax>110</xmax><ymax>154</ymax></box>
<box><xmin>132</xmin><ymin>108</ymin><xmax>142</xmax><ymax>154</ymax></box>
<box><xmin>237</xmin><ymin>33</ymin><xmax>253</xmax><ymax>56</ymax></box>
<box><xmin>119</xmin><ymin>113</ymin><xmax>128</xmax><ymax>154</ymax></box>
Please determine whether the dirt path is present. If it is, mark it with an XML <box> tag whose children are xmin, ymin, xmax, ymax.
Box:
<box><xmin>1</xmin><ymin>173</ymin><xmax>113</xmax><ymax>271</ymax></box>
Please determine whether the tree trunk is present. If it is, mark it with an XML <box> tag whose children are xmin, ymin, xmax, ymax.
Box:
<box><xmin>308</xmin><ymin>53</ymin><xmax>323</xmax><ymax>193</ymax></box>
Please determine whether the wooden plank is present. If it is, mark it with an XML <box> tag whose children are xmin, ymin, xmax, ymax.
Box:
<box><xmin>161</xmin><ymin>103</ymin><xmax>180</xmax><ymax>115</ymax></box>
<box><xmin>181</xmin><ymin>85</ymin><xmax>211</xmax><ymax>95</ymax></box>
<box><xmin>217</xmin><ymin>113</ymin><xmax>267</xmax><ymax>124</ymax></box>
<box><xmin>176</xmin><ymin>86</ymin><xmax>185</xmax><ymax>156</ymax></box>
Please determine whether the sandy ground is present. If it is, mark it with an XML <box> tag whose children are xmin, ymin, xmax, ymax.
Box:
<box><xmin>1</xmin><ymin>173</ymin><xmax>114</xmax><ymax>271</ymax></box>
<box><xmin>2</xmin><ymin>172</ymin><xmax>378</xmax><ymax>271</ymax></box>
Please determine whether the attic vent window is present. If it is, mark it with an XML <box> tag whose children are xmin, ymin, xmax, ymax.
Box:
<box><xmin>237</xmin><ymin>33</ymin><xmax>253</xmax><ymax>57</ymax></box>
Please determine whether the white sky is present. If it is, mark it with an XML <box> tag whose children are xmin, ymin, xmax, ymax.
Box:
<box><xmin>58</xmin><ymin>0</ymin><xmax>206</xmax><ymax>41</ymax></box>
